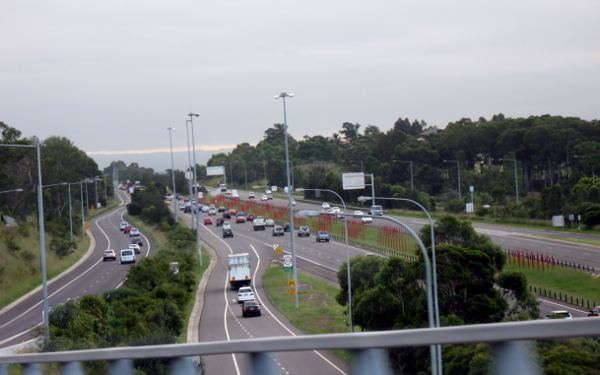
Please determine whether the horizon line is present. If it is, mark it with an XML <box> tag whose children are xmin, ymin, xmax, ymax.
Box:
<box><xmin>86</xmin><ymin>144</ymin><xmax>237</xmax><ymax>156</ymax></box>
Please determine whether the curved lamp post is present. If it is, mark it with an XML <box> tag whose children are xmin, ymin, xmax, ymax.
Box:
<box><xmin>297</xmin><ymin>187</ymin><xmax>353</xmax><ymax>332</ymax></box>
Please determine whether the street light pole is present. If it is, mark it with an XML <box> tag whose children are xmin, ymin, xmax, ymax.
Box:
<box><xmin>94</xmin><ymin>176</ymin><xmax>99</xmax><ymax>209</ymax></box>
<box><xmin>500</xmin><ymin>158</ymin><xmax>519</xmax><ymax>206</ymax></box>
<box><xmin>188</xmin><ymin>112</ymin><xmax>203</xmax><ymax>267</ymax></box>
<box><xmin>67</xmin><ymin>183</ymin><xmax>73</xmax><ymax>243</ymax></box>
<box><xmin>275</xmin><ymin>91</ymin><xmax>299</xmax><ymax>307</ymax></box>
<box><xmin>80</xmin><ymin>180</ymin><xmax>85</xmax><ymax>240</ymax></box>
<box><xmin>167</xmin><ymin>127</ymin><xmax>179</xmax><ymax>223</ymax></box>
<box><xmin>393</xmin><ymin>160</ymin><xmax>414</xmax><ymax>189</ymax></box>
<box><xmin>359</xmin><ymin>194</ymin><xmax>441</xmax><ymax>373</ymax></box>
<box><xmin>185</xmin><ymin>120</ymin><xmax>195</xmax><ymax>229</ymax></box>
<box><xmin>298</xmin><ymin>188</ymin><xmax>353</xmax><ymax>332</ymax></box>
<box><xmin>0</xmin><ymin>188</ymin><xmax>24</xmax><ymax>194</ymax></box>
<box><xmin>1</xmin><ymin>142</ymin><xmax>50</xmax><ymax>340</ymax></box>
<box><xmin>84</xmin><ymin>180</ymin><xmax>89</xmax><ymax>215</ymax></box>
<box><xmin>443</xmin><ymin>160</ymin><xmax>461</xmax><ymax>199</ymax></box>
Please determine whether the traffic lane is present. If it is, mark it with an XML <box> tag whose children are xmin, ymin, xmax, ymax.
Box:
<box><xmin>196</xmin><ymin>214</ymin><xmax>348</xmax><ymax>374</ymax></box>
<box><xmin>0</xmin><ymin>206</ymin><xmax>128</xmax><ymax>347</ymax></box>
<box><xmin>538</xmin><ymin>298</ymin><xmax>590</xmax><ymax>318</ymax></box>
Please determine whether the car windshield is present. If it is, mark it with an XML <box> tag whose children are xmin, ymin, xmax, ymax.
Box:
<box><xmin>104</xmin><ymin>250</ymin><xmax>113</xmax><ymax>255</ymax></box>
<box><xmin>122</xmin><ymin>250</ymin><xmax>133</xmax><ymax>256</ymax></box>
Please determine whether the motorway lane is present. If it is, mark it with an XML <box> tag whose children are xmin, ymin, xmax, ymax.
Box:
<box><xmin>176</xmin><ymin>210</ymin><xmax>348</xmax><ymax>375</ymax></box>
<box><xmin>0</xmin><ymin>192</ymin><xmax>153</xmax><ymax>348</ymax></box>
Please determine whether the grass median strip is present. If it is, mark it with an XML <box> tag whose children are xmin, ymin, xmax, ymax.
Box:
<box><xmin>262</xmin><ymin>265</ymin><xmax>352</xmax><ymax>362</ymax></box>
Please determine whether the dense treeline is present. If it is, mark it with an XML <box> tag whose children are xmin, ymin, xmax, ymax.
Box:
<box><xmin>207</xmin><ymin>114</ymin><xmax>600</xmax><ymax>223</ymax></box>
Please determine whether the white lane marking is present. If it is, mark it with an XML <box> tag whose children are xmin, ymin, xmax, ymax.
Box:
<box><xmin>0</xmin><ymin>323</ymin><xmax>42</xmax><ymax>346</ymax></box>
<box><xmin>201</xmin><ymin>218</ymin><xmax>241</xmax><ymax>375</ymax></box>
<box><xmin>539</xmin><ymin>298</ymin><xmax>589</xmax><ymax>314</ymax></box>
<box><xmin>248</xmin><ymin>244</ymin><xmax>346</xmax><ymax>375</ymax></box>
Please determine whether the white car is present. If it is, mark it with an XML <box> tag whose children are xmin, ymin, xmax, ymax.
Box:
<box><xmin>129</xmin><ymin>228</ymin><xmax>140</xmax><ymax>237</ymax></box>
<box><xmin>237</xmin><ymin>286</ymin><xmax>255</xmax><ymax>304</ymax></box>
<box><xmin>330</xmin><ymin>206</ymin><xmax>341</xmax><ymax>214</ymax></box>
<box><xmin>292</xmin><ymin>199</ymin><xmax>296</xmax><ymax>206</ymax></box>
<box><xmin>321</xmin><ymin>202</ymin><xmax>330</xmax><ymax>210</ymax></box>
<box><xmin>265</xmin><ymin>219</ymin><xmax>275</xmax><ymax>227</ymax></box>
<box><xmin>120</xmin><ymin>249</ymin><xmax>136</xmax><ymax>264</ymax></box>
<box><xmin>128</xmin><ymin>243</ymin><xmax>141</xmax><ymax>254</ymax></box>
<box><xmin>353</xmin><ymin>210</ymin><xmax>365</xmax><ymax>216</ymax></box>
<box><xmin>223</xmin><ymin>221</ymin><xmax>232</xmax><ymax>230</ymax></box>
<box><xmin>248</xmin><ymin>192</ymin><xmax>255</xmax><ymax>199</ymax></box>
<box><xmin>361</xmin><ymin>216</ymin><xmax>373</xmax><ymax>223</ymax></box>
<box><xmin>208</xmin><ymin>207</ymin><xmax>217</xmax><ymax>215</ymax></box>
<box><xmin>119</xmin><ymin>221</ymin><xmax>128</xmax><ymax>231</ymax></box>
<box><xmin>545</xmin><ymin>310</ymin><xmax>573</xmax><ymax>319</ymax></box>
<box><xmin>201</xmin><ymin>205</ymin><xmax>209</xmax><ymax>212</ymax></box>
<box><xmin>261</xmin><ymin>195</ymin><xmax>268</xmax><ymax>201</ymax></box>
<box><xmin>265</xmin><ymin>189</ymin><xmax>272</xmax><ymax>195</ymax></box>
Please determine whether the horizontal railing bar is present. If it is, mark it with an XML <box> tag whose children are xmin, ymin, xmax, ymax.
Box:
<box><xmin>2</xmin><ymin>318</ymin><xmax>599</xmax><ymax>364</ymax></box>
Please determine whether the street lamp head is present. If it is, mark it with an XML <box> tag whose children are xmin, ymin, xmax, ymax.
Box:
<box><xmin>188</xmin><ymin>112</ymin><xmax>199</xmax><ymax>117</ymax></box>
<box><xmin>295</xmin><ymin>188</ymin><xmax>305</xmax><ymax>192</ymax></box>
<box><xmin>16</xmin><ymin>188</ymin><xmax>23</xmax><ymax>192</ymax></box>
<box><xmin>61</xmin><ymin>182</ymin><xmax>68</xmax><ymax>186</ymax></box>
<box><xmin>357</xmin><ymin>196</ymin><xmax>372</xmax><ymax>202</ymax></box>
<box><xmin>275</xmin><ymin>92</ymin><xmax>294</xmax><ymax>99</ymax></box>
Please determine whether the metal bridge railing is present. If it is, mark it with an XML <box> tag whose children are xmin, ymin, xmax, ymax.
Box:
<box><xmin>1</xmin><ymin>318</ymin><xmax>599</xmax><ymax>375</ymax></box>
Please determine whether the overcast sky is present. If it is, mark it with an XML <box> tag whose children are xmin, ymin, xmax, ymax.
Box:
<box><xmin>2</xmin><ymin>1</ymin><xmax>599</xmax><ymax>172</ymax></box>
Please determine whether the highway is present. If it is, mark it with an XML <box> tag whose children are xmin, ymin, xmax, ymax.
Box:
<box><xmin>0</xmin><ymin>192</ymin><xmax>153</xmax><ymax>349</ymax></box>
<box><xmin>177</xmin><ymin>209</ymin><xmax>348</xmax><ymax>375</ymax></box>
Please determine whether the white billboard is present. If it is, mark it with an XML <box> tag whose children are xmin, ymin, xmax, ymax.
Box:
<box><xmin>342</xmin><ymin>172</ymin><xmax>365</xmax><ymax>190</ymax></box>
<box><xmin>206</xmin><ymin>166</ymin><xmax>225</xmax><ymax>176</ymax></box>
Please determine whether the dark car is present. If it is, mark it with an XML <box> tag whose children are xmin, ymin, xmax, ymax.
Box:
<box><xmin>216</xmin><ymin>217</ymin><xmax>225</xmax><ymax>226</ymax></box>
<box><xmin>246</xmin><ymin>214</ymin><xmax>255</xmax><ymax>222</ymax></box>
<box><xmin>587</xmin><ymin>306</ymin><xmax>600</xmax><ymax>317</ymax></box>
<box><xmin>316</xmin><ymin>231</ymin><xmax>330</xmax><ymax>242</ymax></box>
<box><xmin>283</xmin><ymin>223</ymin><xmax>291</xmax><ymax>232</ymax></box>
<box><xmin>223</xmin><ymin>228</ymin><xmax>234</xmax><ymax>238</ymax></box>
<box><xmin>222</xmin><ymin>212</ymin><xmax>231</xmax><ymax>219</ymax></box>
<box><xmin>236</xmin><ymin>211</ymin><xmax>246</xmax><ymax>217</ymax></box>
<box><xmin>217</xmin><ymin>206</ymin><xmax>226</xmax><ymax>213</ymax></box>
<box><xmin>131</xmin><ymin>238</ymin><xmax>143</xmax><ymax>247</ymax></box>
<box><xmin>297</xmin><ymin>226</ymin><xmax>310</xmax><ymax>237</ymax></box>
<box><xmin>272</xmin><ymin>225</ymin><xmax>284</xmax><ymax>236</ymax></box>
<box><xmin>241</xmin><ymin>300</ymin><xmax>261</xmax><ymax>317</ymax></box>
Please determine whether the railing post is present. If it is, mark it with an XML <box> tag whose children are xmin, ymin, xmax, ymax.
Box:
<box><xmin>169</xmin><ymin>357</ymin><xmax>198</xmax><ymax>375</ymax></box>
<box><xmin>23</xmin><ymin>363</ymin><xmax>41</xmax><ymax>375</ymax></box>
<box><xmin>251</xmin><ymin>352</ymin><xmax>279</xmax><ymax>375</ymax></box>
<box><xmin>493</xmin><ymin>341</ymin><xmax>540</xmax><ymax>375</ymax></box>
<box><xmin>60</xmin><ymin>361</ymin><xmax>83</xmax><ymax>375</ymax></box>
<box><xmin>351</xmin><ymin>349</ymin><xmax>391</xmax><ymax>375</ymax></box>
<box><xmin>109</xmin><ymin>359</ymin><xmax>133</xmax><ymax>375</ymax></box>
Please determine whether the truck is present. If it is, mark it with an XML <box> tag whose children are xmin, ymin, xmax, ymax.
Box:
<box><xmin>253</xmin><ymin>216</ymin><xmax>266</xmax><ymax>231</ymax></box>
<box><xmin>228</xmin><ymin>253</ymin><xmax>251</xmax><ymax>289</ymax></box>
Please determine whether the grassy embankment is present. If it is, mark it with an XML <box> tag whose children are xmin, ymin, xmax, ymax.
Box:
<box><xmin>504</xmin><ymin>262</ymin><xmax>600</xmax><ymax>306</ymax></box>
<box><xmin>262</xmin><ymin>266</ymin><xmax>352</xmax><ymax>362</ymax></box>
<box><xmin>0</xmin><ymin>200</ymin><xmax>118</xmax><ymax>309</ymax></box>
<box><xmin>123</xmin><ymin>213</ymin><xmax>210</xmax><ymax>343</ymax></box>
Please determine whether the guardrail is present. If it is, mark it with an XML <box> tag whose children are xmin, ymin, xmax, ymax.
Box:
<box><xmin>2</xmin><ymin>318</ymin><xmax>599</xmax><ymax>375</ymax></box>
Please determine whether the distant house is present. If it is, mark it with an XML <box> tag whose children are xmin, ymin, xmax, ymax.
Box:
<box><xmin>417</xmin><ymin>127</ymin><xmax>440</xmax><ymax>141</ymax></box>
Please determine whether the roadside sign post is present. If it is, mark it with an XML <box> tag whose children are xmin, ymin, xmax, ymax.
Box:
<box><xmin>282</xmin><ymin>254</ymin><xmax>293</xmax><ymax>272</ymax></box>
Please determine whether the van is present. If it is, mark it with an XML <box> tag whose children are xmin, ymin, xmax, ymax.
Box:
<box><xmin>232</xmin><ymin>189</ymin><xmax>239</xmax><ymax>199</ymax></box>
<box><xmin>369</xmin><ymin>205</ymin><xmax>384</xmax><ymax>216</ymax></box>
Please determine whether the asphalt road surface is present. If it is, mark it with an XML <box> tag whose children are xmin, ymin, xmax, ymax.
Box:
<box><xmin>0</xmin><ymin>191</ymin><xmax>153</xmax><ymax>349</ymax></box>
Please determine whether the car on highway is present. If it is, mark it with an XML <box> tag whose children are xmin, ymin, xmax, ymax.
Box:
<box><xmin>292</xmin><ymin>199</ymin><xmax>296</xmax><ymax>206</ymax></box>
<box><xmin>545</xmin><ymin>310</ymin><xmax>573</xmax><ymax>319</ymax></box>
<box><xmin>283</xmin><ymin>223</ymin><xmax>291</xmax><ymax>232</ymax></box>
<box><xmin>237</xmin><ymin>287</ymin><xmax>255</xmax><ymax>304</ymax></box>
<box><xmin>223</xmin><ymin>221</ymin><xmax>231</xmax><ymax>230</ymax></box>
<box><xmin>297</xmin><ymin>226</ymin><xmax>310</xmax><ymax>237</ymax></box>
<box><xmin>123</xmin><ymin>225</ymin><xmax>132</xmax><ymax>234</ymax></box>
<box><xmin>369</xmin><ymin>205</ymin><xmax>384</xmax><ymax>216</ymax></box>
<box><xmin>321</xmin><ymin>202</ymin><xmax>330</xmax><ymax>210</ymax></box>
<box><xmin>217</xmin><ymin>206</ymin><xmax>226</xmax><ymax>213</ymax></box>
<box><xmin>241</xmin><ymin>300</ymin><xmax>261</xmax><ymax>317</ymax></box>
<box><xmin>131</xmin><ymin>238</ymin><xmax>143</xmax><ymax>247</ymax></box>
<box><xmin>236</xmin><ymin>215</ymin><xmax>246</xmax><ymax>223</ymax></box>
<box><xmin>128</xmin><ymin>243</ymin><xmax>141</xmax><ymax>254</ymax></box>
<box><xmin>222</xmin><ymin>212</ymin><xmax>231</xmax><ymax>219</ymax></box>
<box><xmin>272</xmin><ymin>225</ymin><xmax>284</xmax><ymax>236</ymax></box>
<box><xmin>103</xmin><ymin>249</ymin><xmax>117</xmax><ymax>261</ymax></box>
<box><xmin>228</xmin><ymin>209</ymin><xmax>237</xmax><ymax>216</ymax></box>
<box><xmin>265</xmin><ymin>189</ymin><xmax>272</xmax><ymax>195</ymax></box>
<box><xmin>248</xmin><ymin>192</ymin><xmax>255</xmax><ymax>199</ymax></box>
<box><xmin>587</xmin><ymin>306</ymin><xmax>600</xmax><ymax>317</ymax></box>
<box><xmin>201</xmin><ymin>205</ymin><xmax>210</xmax><ymax>213</ymax></box>
<box><xmin>216</xmin><ymin>217</ymin><xmax>225</xmax><ymax>227</ymax></box>
<box><xmin>204</xmin><ymin>217</ymin><xmax>213</xmax><ymax>225</ymax></box>
<box><xmin>265</xmin><ymin>219</ymin><xmax>275</xmax><ymax>227</ymax></box>
<box><xmin>129</xmin><ymin>228</ymin><xmax>140</xmax><ymax>237</ymax></box>
<box><xmin>120</xmin><ymin>249</ymin><xmax>136</xmax><ymax>264</ymax></box>
<box><xmin>361</xmin><ymin>215</ymin><xmax>373</xmax><ymax>223</ymax></box>
<box><xmin>208</xmin><ymin>207</ymin><xmax>217</xmax><ymax>215</ymax></box>
<box><xmin>119</xmin><ymin>221</ymin><xmax>128</xmax><ymax>231</ymax></box>
<box><xmin>223</xmin><ymin>228</ymin><xmax>234</xmax><ymax>238</ymax></box>
<box><xmin>316</xmin><ymin>231</ymin><xmax>330</xmax><ymax>242</ymax></box>
<box><xmin>261</xmin><ymin>194</ymin><xmax>268</xmax><ymax>201</ymax></box>
<box><xmin>246</xmin><ymin>214</ymin><xmax>255</xmax><ymax>222</ymax></box>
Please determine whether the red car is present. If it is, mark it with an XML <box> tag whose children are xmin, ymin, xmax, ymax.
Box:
<box><xmin>236</xmin><ymin>216</ymin><xmax>246</xmax><ymax>223</ymax></box>
<box><xmin>204</xmin><ymin>217</ymin><xmax>213</xmax><ymax>225</ymax></box>
<box><xmin>123</xmin><ymin>225</ymin><xmax>132</xmax><ymax>234</ymax></box>
<box><xmin>228</xmin><ymin>209</ymin><xmax>237</xmax><ymax>216</ymax></box>
<box><xmin>246</xmin><ymin>214</ymin><xmax>255</xmax><ymax>222</ymax></box>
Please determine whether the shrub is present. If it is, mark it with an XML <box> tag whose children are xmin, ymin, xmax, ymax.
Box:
<box><xmin>446</xmin><ymin>198</ymin><xmax>465</xmax><ymax>213</ymax></box>
<box><xmin>50</xmin><ymin>236</ymin><xmax>74</xmax><ymax>257</ymax></box>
